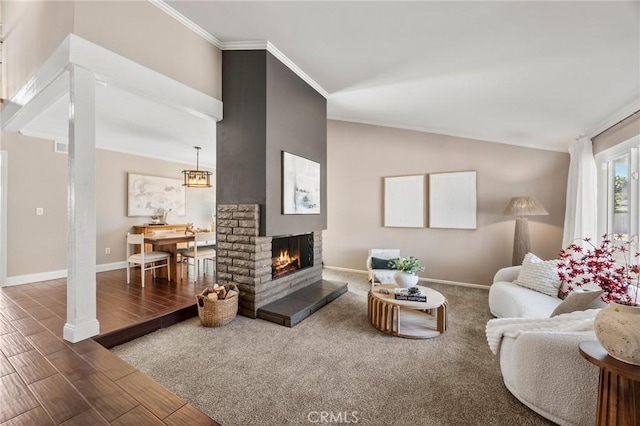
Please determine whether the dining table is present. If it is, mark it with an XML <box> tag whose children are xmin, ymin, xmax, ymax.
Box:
<box><xmin>144</xmin><ymin>232</ymin><xmax>195</xmax><ymax>282</ymax></box>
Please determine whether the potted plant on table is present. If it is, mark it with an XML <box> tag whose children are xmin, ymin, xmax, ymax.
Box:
<box><xmin>557</xmin><ymin>234</ymin><xmax>640</xmax><ymax>365</ymax></box>
<box><xmin>389</xmin><ymin>256</ymin><xmax>425</xmax><ymax>288</ymax></box>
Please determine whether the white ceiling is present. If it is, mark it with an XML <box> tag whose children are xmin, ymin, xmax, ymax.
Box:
<box><xmin>165</xmin><ymin>0</ymin><xmax>640</xmax><ymax>152</ymax></box>
<box><xmin>21</xmin><ymin>83</ymin><xmax>216</xmax><ymax>167</ymax></box>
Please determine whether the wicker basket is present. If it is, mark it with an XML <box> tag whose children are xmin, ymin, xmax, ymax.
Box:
<box><xmin>196</xmin><ymin>285</ymin><xmax>239</xmax><ymax>327</ymax></box>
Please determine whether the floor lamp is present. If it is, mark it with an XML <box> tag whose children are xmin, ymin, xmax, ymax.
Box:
<box><xmin>504</xmin><ymin>196</ymin><xmax>549</xmax><ymax>266</ymax></box>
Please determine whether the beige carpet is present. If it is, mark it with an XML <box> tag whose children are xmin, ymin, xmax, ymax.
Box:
<box><xmin>112</xmin><ymin>270</ymin><xmax>553</xmax><ymax>426</ymax></box>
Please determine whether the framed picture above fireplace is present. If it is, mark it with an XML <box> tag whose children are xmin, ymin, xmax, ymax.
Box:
<box><xmin>282</xmin><ymin>151</ymin><xmax>321</xmax><ymax>214</ymax></box>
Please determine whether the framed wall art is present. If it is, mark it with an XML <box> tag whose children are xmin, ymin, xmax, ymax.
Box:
<box><xmin>428</xmin><ymin>171</ymin><xmax>477</xmax><ymax>229</ymax></box>
<box><xmin>127</xmin><ymin>173</ymin><xmax>186</xmax><ymax>217</ymax></box>
<box><xmin>383</xmin><ymin>174</ymin><xmax>426</xmax><ymax>228</ymax></box>
<box><xmin>282</xmin><ymin>151</ymin><xmax>321</xmax><ymax>214</ymax></box>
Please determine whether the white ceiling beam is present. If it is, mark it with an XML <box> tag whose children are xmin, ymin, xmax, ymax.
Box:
<box><xmin>3</xmin><ymin>74</ymin><xmax>69</xmax><ymax>133</ymax></box>
<box><xmin>2</xmin><ymin>37</ymin><xmax>71</xmax><ymax>131</ymax></box>
<box><xmin>2</xmin><ymin>33</ymin><xmax>223</xmax><ymax>135</ymax></box>
<box><xmin>68</xmin><ymin>35</ymin><xmax>222</xmax><ymax>122</ymax></box>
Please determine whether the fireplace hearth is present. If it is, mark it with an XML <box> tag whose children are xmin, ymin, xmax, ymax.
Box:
<box><xmin>216</xmin><ymin>203</ymin><xmax>339</xmax><ymax>321</ymax></box>
<box><xmin>272</xmin><ymin>233</ymin><xmax>313</xmax><ymax>279</ymax></box>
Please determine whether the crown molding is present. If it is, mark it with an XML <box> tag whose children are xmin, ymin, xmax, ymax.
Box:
<box><xmin>264</xmin><ymin>42</ymin><xmax>328</xmax><ymax>98</ymax></box>
<box><xmin>222</xmin><ymin>41</ymin><xmax>328</xmax><ymax>98</ymax></box>
<box><xmin>221</xmin><ymin>41</ymin><xmax>269</xmax><ymax>51</ymax></box>
<box><xmin>150</xmin><ymin>1</ymin><xmax>328</xmax><ymax>98</ymax></box>
<box><xmin>587</xmin><ymin>99</ymin><xmax>640</xmax><ymax>139</ymax></box>
<box><xmin>149</xmin><ymin>0</ymin><xmax>222</xmax><ymax>48</ymax></box>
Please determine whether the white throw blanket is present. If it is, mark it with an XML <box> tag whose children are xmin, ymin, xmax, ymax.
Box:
<box><xmin>485</xmin><ymin>309</ymin><xmax>598</xmax><ymax>355</ymax></box>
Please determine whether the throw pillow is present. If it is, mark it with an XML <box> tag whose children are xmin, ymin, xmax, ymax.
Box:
<box><xmin>513</xmin><ymin>253</ymin><xmax>562</xmax><ymax>297</ymax></box>
<box><xmin>371</xmin><ymin>257</ymin><xmax>398</xmax><ymax>270</ymax></box>
<box><xmin>551</xmin><ymin>289</ymin><xmax>606</xmax><ymax>317</ymax></box>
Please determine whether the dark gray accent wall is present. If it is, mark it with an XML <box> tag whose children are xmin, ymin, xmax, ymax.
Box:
<box><xmin>217</xmin><ymin>50</ymin><xmax>327</xmax><ymax>236</ymax></box>
<box><xmin>217</xmin><ymin>50</ymin><xmax>268</xmax><ymax>209</ymax></box>
<box><xmin>265</xmin><ymin>53</ymin><xmax>327</xmax><ymax>236</ymax></box>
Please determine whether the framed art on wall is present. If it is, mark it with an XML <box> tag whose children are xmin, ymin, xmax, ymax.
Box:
<box><xmin>127</xmin><ymin>173</ymin><xmax>186</xmax><ymax>217</ymax></box>
<box><xmin>383</xmin><ymin>174</ymin><xmax>426</xmax><ymax>228</ymax></box>
<box><xmin>428</xmin><ymin>171</ymin><xmax>477</xmax><ymax>229</ymax></box>
<box><xmin>282</xmin><ymin>151</ymin><xmax>321</xmax><ymax>214</ymax></box>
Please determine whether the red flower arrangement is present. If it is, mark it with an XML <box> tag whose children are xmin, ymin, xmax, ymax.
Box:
<box><xmin>557</xmin><ymin>234</ymin><xmax>639</xmax><ymax>306</ymax></box>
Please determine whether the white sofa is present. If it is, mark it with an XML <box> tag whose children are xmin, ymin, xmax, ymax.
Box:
<box><xmin>487</xmin><ymin>265</ymin><xmax>599</xmax><ymax>426</ymax></box>
<box><xmin>489</xmin><ymin>265</ymin><xmax>562</xmax><ymax>318</ymax></box>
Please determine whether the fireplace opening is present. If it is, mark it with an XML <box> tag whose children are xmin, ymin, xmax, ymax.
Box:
<box><xmin>272</xmin><ymin>233</ymin><xmax>314</xmax><ymax>279</ymax></box>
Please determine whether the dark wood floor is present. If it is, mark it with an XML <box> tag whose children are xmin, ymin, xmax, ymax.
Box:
<box><xmin>0</xmin><ymin>266</ymin><xmax>221</xmax><ymax>425</ymax></box>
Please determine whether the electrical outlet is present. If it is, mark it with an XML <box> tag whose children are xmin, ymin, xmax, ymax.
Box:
<box><xmin>105</xmin><ymin>248</ymin><xmax>111</xmax><ymax>255</ymax></box>
<box><xmin>36</xmin><ymin>208</ymin><xmax>44</xmax><ymax>216</ymax></box>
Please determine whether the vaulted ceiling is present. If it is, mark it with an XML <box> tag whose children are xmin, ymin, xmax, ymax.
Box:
<box><xmin>165</xmin><ymin>1</ymin><xmax>640</xmax><ymax>152</ymax></box>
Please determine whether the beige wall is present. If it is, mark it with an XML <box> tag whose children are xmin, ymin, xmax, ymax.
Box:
<box><xmin>2</xmin><ymin>0</ymin><xmax>222</xmax><ymax>101</ymax></box>
<box><xmin>96</xmin><ymin>149</ymin><xmax>215</xmax><ymax>265</ymax></box>
<box><xmin>4</xmin><ymin>132</ymin><xmax>68</xmax><ymax>276</ymax></box>
<box><xmin>73</xmin><ymin>1</ymin><xmax>221</xmax><ymax>99</ymax></box>
<box><xmin>592</xmin><ymin>113</ymin><xmax>640</xmax><ymax>154</ymax></box>
<box><xmin>2</xmin><ymin>0</ymin><xmax>74</xmax><ymax>100</ymax></box>
<box><xmin>324</xmin><ymin>120</ymin><xmax>570</xmax><ymax>286</ymax></box>
<box><xmin>3</xmin><ymin>131</ymin><xmax>215</xmax><ymax>277</ymax></box>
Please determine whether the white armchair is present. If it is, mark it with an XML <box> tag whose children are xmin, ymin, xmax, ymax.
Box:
<box><xmin>366</xmin><ymin>249</ymin><xmax>400</xmax><ymax>285</ymax></box>
<box><xmin>498</xmin><ymin>330</ymin><xmax>598</xmax><ymax>426</ymax></box>
<box><xmin>487</xmin><ymin>277</ymin><xmax>601</xmax><ymax>426</ymax></box>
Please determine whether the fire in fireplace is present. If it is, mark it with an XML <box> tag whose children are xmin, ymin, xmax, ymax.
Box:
<box><xmin>272</xmin><ymin>233</ymin><xmax>313</xmax><ymax>279</ymax></box>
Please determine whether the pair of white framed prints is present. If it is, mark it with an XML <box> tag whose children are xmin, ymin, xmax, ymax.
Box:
<box><xmin>383</xmin><ymin>171</ymin><xmax>477</xmax><ymax>229</ymax></box>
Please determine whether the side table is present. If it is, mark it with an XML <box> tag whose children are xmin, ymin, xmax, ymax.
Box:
<box><xmin>579</xmin><ymin>340</ymin><xmax>640</xmax><ymax>426</ymax></box>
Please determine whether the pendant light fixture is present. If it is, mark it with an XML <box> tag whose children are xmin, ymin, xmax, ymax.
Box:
<box><xmin>182</xmin><ymin>146</ymin><xmax>212</xmax><ymax>188</ymax></box>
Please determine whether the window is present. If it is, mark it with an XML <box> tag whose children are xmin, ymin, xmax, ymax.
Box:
<box><xmin>596</xmin><ymin>136</ymin><xmax>640</xmax><ymax>252</ymax></box>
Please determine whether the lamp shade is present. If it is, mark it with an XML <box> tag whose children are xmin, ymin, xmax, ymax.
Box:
<box><xmin>504</xmin><ymin>196</ymin><xmax>548</xmax><ymax>217</ymax></box>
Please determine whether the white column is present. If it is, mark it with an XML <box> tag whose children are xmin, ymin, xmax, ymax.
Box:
<box><xmin>0</xmin><ymin>151</ymin><xmax>7</xmax><ymax>286</ymax></box>
<box><xmin>63</xmin><ymin>66</ymin><xmax>100</xmax><ymax>342</ymax></box>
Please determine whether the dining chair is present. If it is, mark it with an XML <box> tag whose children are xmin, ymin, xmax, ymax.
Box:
<box><xmin>126</xmin><ymin>232</ymin><xmax>171</xmax><ymax>287</ymax></box>
<box><xmin>179</xmin><ymin>231</ymin><xmax>216</xmax><ymax>282</ymax></box>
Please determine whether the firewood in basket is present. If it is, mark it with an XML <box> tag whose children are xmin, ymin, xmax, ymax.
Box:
<box><xmin>215</xmin><ymin>287</ymin><xmax>227</xmax><ymax>299</ymax></box>
<box><xmin>207</xmin><ymin>292</ymin><xmax>218</xmax><ymax>301</ymax></box>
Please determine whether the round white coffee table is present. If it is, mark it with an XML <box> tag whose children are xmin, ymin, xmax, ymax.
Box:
<box><xmin>367</xmin><ymin>284</ymin><xmax>448</xmax><ymax>339</ymax></box>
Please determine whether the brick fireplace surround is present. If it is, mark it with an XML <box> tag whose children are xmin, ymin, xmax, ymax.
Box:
<box><xmin>216</xmin><ymin>203</ymin><xmax>323</xmax><ymax>318</ymax></box>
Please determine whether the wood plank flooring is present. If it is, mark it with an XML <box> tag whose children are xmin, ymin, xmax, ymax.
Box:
<box><xmin>0</xmin><ymin>267</ymin><xmax>220</xmax><ymax>425</ymax></box>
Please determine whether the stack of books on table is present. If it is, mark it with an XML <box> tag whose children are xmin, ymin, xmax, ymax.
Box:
<box><xmin>394</xmin><ymin>288</ymin><xmax>427</xmax><ymax>302</ymax></box>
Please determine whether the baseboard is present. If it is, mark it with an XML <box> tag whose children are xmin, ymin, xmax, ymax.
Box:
<box><xmin>322</xmin><ymin>265</ymin><xmax>488</xmax><ymax>290</ymax></box>
<box><xmin>421</xmin><ymin>277</ymin><xmax>489</xmax><ymax>290</ymax></box>
<box><xmin>4</xmin><ymin>261</ymin><xmax>128</xmax><ymax>286</ymax></box>
<box><xmin>63</xmin><ymin>319</ymin><xmax>101</xmax><ymax>343</ymax></box>
<box><xmin>4</xmin><ymin>269</ymin><xmax>68</xmax><ymax>286</ymax></box>
<box><xmin>323</xmin><ymin>266</ymin><xmax>368</xmax><ymax>275</ymax></box>
<box><xmin>96</xmin><ymin>261</ymin><xmax>128</xmax><ymax>273</ymax></box>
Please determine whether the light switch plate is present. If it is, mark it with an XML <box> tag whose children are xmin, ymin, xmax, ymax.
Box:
<box><xmin>36</xmin><ymin>208</ymin><xmax>44</xmax><ymax>216</ymax></box>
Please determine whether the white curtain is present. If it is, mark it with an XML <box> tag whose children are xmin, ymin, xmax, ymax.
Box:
<box><xmin>562</xmin><ymin>137</ymin><xmax>598</xmax><ymax>248</ymax></box>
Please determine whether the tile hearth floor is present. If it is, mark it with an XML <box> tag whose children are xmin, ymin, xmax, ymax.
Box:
<box><xmin>0</xmin><ymin>269</ymin><xmax>220</xmax><ymax>425</ymax></box>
